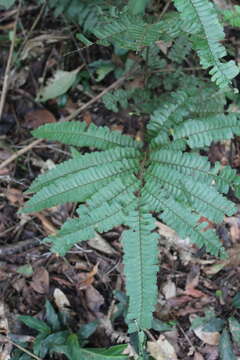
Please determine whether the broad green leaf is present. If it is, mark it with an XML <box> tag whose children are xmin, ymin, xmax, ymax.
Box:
<box><xmin>36</xmin><ymin>68</ymin><xmax>80</xmax><ymax>102</ymax></box>
<box><xmin>229</xmin><ymin>317</ymin><xmax>240</xmax><ymax>345</ymax></box>
<box><xmin>151</xmin><ymin>318</ymin><xmax>173</xmax><ymax>332</ymax></box>
<box><xmin>78</xmin><ymin>320</ymin><xmax>99</xmax><ymax>340</ymax></box>
<box><xmin>219</xmin><ymin>328</ymin><xmax>236</xmax><ymax>360</ymax></box>
<box><xmin>203</xmin><ymin>318</ymin><xmax>225</xmax><ymax>332</ymax></box>
<box><xmin>232</xmin><ymin>292</ymin><xmax>240</xmax><ymax>309</ymax></box>
<box><xmin>18</xmin><ymin>316</ymin><xmax>50</xmax><ymax>334</ymax></box>
<box><xmin>45</xmin><ymin>300</ymin><xmax>61</xmax><ymax>331</ymax></box>
<box><xmin>54</xmin><ymin>334</ymin><xmax>128</xmax><ymax>360</ymax></box>
<box><xmin>0</xmin><ymin>0</ymin><xmax>15</xmax><ymax>8</ymax></box>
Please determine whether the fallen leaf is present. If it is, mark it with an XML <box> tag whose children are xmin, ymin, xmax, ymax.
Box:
<box><xmin>155</xmin><ymin>40</ymin><xmax>172</xmax><ymax>54</ymax></box>
<box><xmin>185</xmin><ymin>265</ymin><xmax>207</xmax><ymax>298</ymax></box>
<box><xmin>193</xmin><ymin>327</ymin><xmax>220</xmax><ymax>346</ymax></box>
<box><xmin>53</xmin><ymin>288</ymin><xmax>71</xmax><ymax>313</ymax></box>
<box><xmin>5</xmin><ymin>188</ymin><xmax>23</xmax><ymax>206</ymax></box>
<box><xmin>148</xmin><ymin>335</ymin><xmax>178</xmax><ymax>360</ymax></box>
<box><xmin>35</xmin><ymin>213</ymin><xmax>57</xmax><ymax>235</ymax></box>
<box><xmin>194</xmin><ymin>352</ymin><xmax>204</xmax><ymax>360</ymax></box>
<box><xmin>85</xmin><ymin>285</ymin><xmax>104</xmax><ymax>314</ymax></box>
<box><xmin>83</xmin><ymin>111</ymin><xmax>92</xmax><ymax>126</ymax></box>
<box><xmin>24</xmin><ymin>109</ymin><xmax>56</xmax><ymax>129</ymax></box>
<box><xmin>162</xmin><ymin>280</ymin><xmax>176</xmax><ymax>299</ymax></box>
<box><xmin>79</xmin><ymin>263</ymin><xmax>99</xmax><ymax>289</ymax></box>
<box><xmin>37</xmin><ymin>67</ymin><xmax>81</xmax><ymax>102</ymax></box>
<box><xmin>88</xmin><ymin>233</ymin><xmax>117</xmax><ymax>255</ymax></box>
<box><xmin>30</xmin><ymin>267</ymin><xmax>49</xmax><ymax>294</ymax></box>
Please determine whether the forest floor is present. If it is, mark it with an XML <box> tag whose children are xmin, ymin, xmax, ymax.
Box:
<box><xmin>1</xmin><ymin>1</ymin><xmax>240</xmax><ymax>360</ymax></box>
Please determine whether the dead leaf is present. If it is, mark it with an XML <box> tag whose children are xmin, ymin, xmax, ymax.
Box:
<box><xmin>54</xmin><ymin>288</ymin><xmax>71</xmax><ymax>311</ymax></box>
<box><xmin>185</xmin><ymin>265</ymin><xmax>207</xmax><ymax>298</ymax></box>
<box><xmin>162</xmin><ymin>280</ymin><xmax>176</xmax><ymax>299</ymax></box>
<box><xmin>83</xmin><ymin>112</ymin><xmax>92</xmax><ymax>126</ymax></box>
<box><xmin>24</xmin><ymin>109</ymin><xmax>56</xmax><ymax>129</ymax></box>
<box><xmin>88</xmin><ymin>233</ymin><xmax>117</xmax><ymax>255</ymax></box>
<box><xmin>79</xmin><ymin>263</ymin><xmax>99</xmax><ymax>289</ymax></box>
<box><xmin>194</xmin><ymin>352</ymin><xmax>204</xmax><ymax>360</ymax></box>
<box><xmin>193</xmin><ymin>327</ymin><xmax>220</xmax><ymax>346</ymax></box>
<box><xmin>30</xmin><ymin>267</ymin><xmax>49</xmax><ymax>294</ymax></box>
<box><xmin>5</xmin><ymin>188</ymin><xmax>23</xmax><ymax>206</ymax></box>
<box><xmin>155</xmin><ymin>40</ymin><xmax>172</xmax><ymax>54</ymax></box>
<box><xmin>85</xmin><ymin>285</ymin><xmax>104</xmax><ymax>314</ymax></box>
<box><xmin>148</xmin><ymin>335</ymin><xmax>178</xmax><ymax>360</ymax></box>
<box><xmin>35</xmin><ymin>213</ymin><xmax>57</xmax><ymax>235</ymax></box>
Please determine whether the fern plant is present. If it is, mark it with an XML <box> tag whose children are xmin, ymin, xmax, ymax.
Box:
<box><xmin>23</xmin><ymin>85</ymin><xmax>240</xmax><ymax>333</ymax></box>
<box><xmin>20</xmin><ymin>0</ymin><xmax>240</xmax><ymax>336</ymax></box>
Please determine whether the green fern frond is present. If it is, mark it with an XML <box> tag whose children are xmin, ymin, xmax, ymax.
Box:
<box><xmin>23</xmin><ymin>158</ymin><xmax>139</xmax><ymax>213</ymax></box>
<box><xmin>174</xmin><ymin>114</ymin><xmax>240</xmax><ymax>147</ymax></box>
<box><xmin>146</xmin><ymin>165</ymin><xmax>235</xmax><ymax>223</ymax></box>
<box><xmin>28</xmin><ymin>148</ymin><xmax>139</xmax><ymax>193</ymax></box>
<box><xmin>102</xmin><ymin>89</ymin><xmax>129</xmax><ymax>113</ymax></box>
<box><xmin>173</xmin><ymin>0</ymin><xmax>239</xmax><ymax>87</ymax></box>
<box><xmin>223</xmin><ymin>6</ymin><xmax>240</xmax><ymax>28</ymax></box>
<box><xmin>32</xmin><ymin>122</ymin><xmax>142</xmax><ymax>150</ymax></box>
<box><xmin>151</xmin><ymin>150</ymin><xmax>237</xmax><ymax>194</ymax></box>
<box><xmin>122</xmin><ymin>206</ymin><xmax>159</xmax><ymax>333</ymax></box>
<box><xmin>168</xmin><ymin>35</ymin><xmax>192</xmax><ymax>64</ymax></box>
<box><xmin>142</xmin><ymin>186</ymin><xmax>224</xmax><ymax>256</ymax></box>
<box><xmin>46</xmin><ymin>177</ymin><xmax>139</xmax><ymax>255</ymax></box>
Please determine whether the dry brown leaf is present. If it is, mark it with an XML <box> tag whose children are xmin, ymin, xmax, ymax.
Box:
<box><xmin>185</xmin><ymin>265</ymin><xmax>207</xmax><ymax>298</ymax></box>
<box><xmin>194</xmin><ymin>352</ymin><xmax>204</xmax><ymax>360</ymax></box>
<box><xmin>162</xmin><ymin>280</ymin><xmax>176</xmax><ymax>300</ymax></box>
<box><xmin>24</xmin><ymin>109</ymin><xmax>56</xmax><ymax>129</ymax></box>
<box><xmin>148</xmin><ymin>335</ymin><xmax>178</xmax><ymax>360</ymax></box>
<box><xmin>155</xmin><ymin>40</ymin><xmax>172</xmax><ymax>54</ymax></box>
<box><xmin>88</xmin><ymin>233</ymin><xmax>117</xmax><ymax>255</ymax></box>
<box><xmin>83</xmin><ymin>111</ymin><xmax>92</xmax><ymax>126</ymax></box>
<box><xmin>35</xmin><ymin>213</ymin><xmax>57</xmax><ymax>235</ymax></box>
<box><xmin>54</xmin><ymin>288</ymin><xmax>71</xmax><ymax>313</ymax></box>
<box><xmin>79</xmin><ymin>263</ymin><xmax>99</xmax><ymax>289</ymax></box>
<box><xmin>30</xmin><ymin>267</ymin><xmax>49</xmax><ymax>294</ymax></box>
<box><xmin>85</xmin><ymin>285</ymin><xmax>104</xmax><ymax>314</ymax></box>
<box><xmin>5</xmin><ymin>188</ymin><xmax>23</xmax><ymax>206</ymax></box>
<box><xmin>193</xmin><ymin>327</ymin><xmax>220</xmax><ymax>346</ymax></box>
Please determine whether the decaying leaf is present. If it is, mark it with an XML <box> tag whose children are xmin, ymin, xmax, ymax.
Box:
<box><xmin>148</xmin><ymin>335</ymin><xmax>178</xmax><ymax>360</ymax></box>
<box><xmin>30</xmin><ymin>267</ymin><xmax>49</xmax><ymax>294</ymax></box>
<box><xmin>193</xmin><ymin>326</ymin><xmax>220</xmax><ymax>346</ymax></box>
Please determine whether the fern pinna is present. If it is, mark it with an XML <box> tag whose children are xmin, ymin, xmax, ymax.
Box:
<box><xmin>23</xmin><ymin>85</ymin><xmax>240</xmax><ymax>332</ymax></box>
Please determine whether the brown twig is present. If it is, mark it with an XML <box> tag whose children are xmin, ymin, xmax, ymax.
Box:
<box><xmin>6</xmin><ymin>337</ymin><xmax>42</xmax><ymax>360</ymax></box>
<box><xmin>0</xmin><ymin>2</ymin><xmax>21</xmax><ymax>120</ymax></box>
<box><xmin>0</xmin><ymin>238</ymin><xmax>40</xmax><ymax>258</ymax></box>
<box><xmin>0</xmin><ymin>139</ymin><xmax>42</xmax><ymax>170</ymax></box>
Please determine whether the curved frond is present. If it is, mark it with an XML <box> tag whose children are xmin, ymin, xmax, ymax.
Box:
<box><xmin>145</xmin><ymin>165</ymin><xmax>236</xmax><ymax>222</ymax></box>
<box><xmin>28</xmin><ymin>147</ymin><xmax>139</xmax><ymax>193</ymax></box>
<box><xmin>174</xmin><ymin>114</ymin><xmax>240</xmax><ymax>148</ymax></box>
<box><xmin>173</xmin><ymin>0</ymin><xmax>239</xmax><ymax>87</ymax></box>
<box><xmin>23</xmin><ymin>158</ymin><xmax>139</xmax><ymax>213</ymax></box>
<box><xmin>150</xmin><ymin>150</ymin><xmax>237</xmax><ymax>193</ymax></box>
<box><xmin>142</xmin><ymin>185</ymin><xmax>224</xmax><ymax>256</ymax></box>
<box><xmin>45</xmin><ymin>177</ymin><xmax>139</xmax><ymax>255</ymax></box>
<box><xmin>122</xmin><ymin>206</ymin><xmax>159</xmax><ymax>332</ymax></box>
<box><xmin>32</xmin><ymin>122</ymin><xmax>142</xmax><ymax>150</ymax></box>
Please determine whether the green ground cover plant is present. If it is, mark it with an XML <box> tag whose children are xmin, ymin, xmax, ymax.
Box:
<box><xmin>2</xmin><ymin>0</ymin><xmax>239</xmax><ymax>358</ymax></box>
